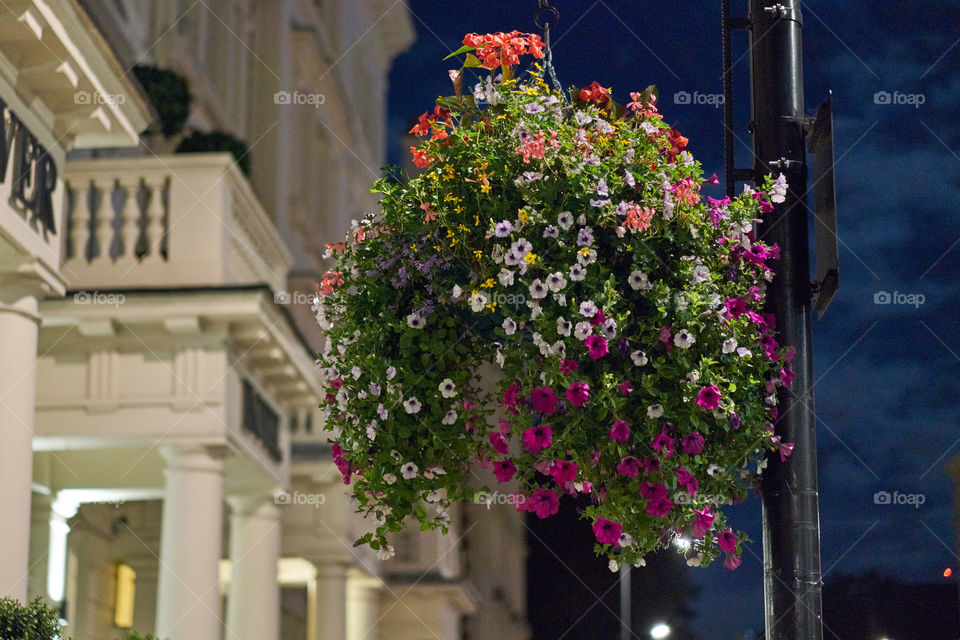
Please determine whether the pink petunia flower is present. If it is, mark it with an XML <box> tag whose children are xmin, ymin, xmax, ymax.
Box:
<box><xmin>592</xmin><ymin>517</ymin><xmax>623</xmax><ymax>545</ymax></box>
<box><xmin>584</xmin><ymin>335</ymin><xmax>609</xmax><ymax>359</ymax></box>
<box><xmin>529</xmin><ymin>386</ymin><xmax>558</xmax><ymax>415</ymax></box>
<box><xmin>618</xmin><ymin>380</ymin><xmax>633</xmax><ymax>395</ymax></box>
<box><xmin>617</xmin><ymin>456</ymin><xmax>641</xmax><ymax>477</ymax></box>
<box><xmin>551</xmin><ymin>460</ymin><xmax>578</xmax><ymax>485</ymax></box>
<box><xmin>723</xmin><ymin>554</ymin><xmax>743</xmax><ymax>570</ymax></box>
<box><xmin>566</xmin><ymin>381</ymin><xmax>590</xmax><ymax>407</ymax></box>
<box><xmin>522</xmin><ymin>425</ymin><xmax>553</xmax><ymax>453</ymax></box>
<box><xmin>652</xmin><ymin>430</ymin><xmax>674</xmax><ymax>456</ymax></box>
<box><xmin>560</xmin><ymin>359</ymin><xmax>579</xmax><ymax>376</ymax></box>
<box><xmin>489</xmin><ymin>432</ymin><xmax>510</xmax><ymax>455</ymax></box>
<box><xmin>691</xmin><ymin>507</ymin><xmax>714</xmax><ymax>539</ymax></box>
<box><xmin>682</xmin><ymin>432</ymin><xmax>705</xmax><ymax>455</ymax></box>
<box><xmin>492</xmin><ymin>459</ymin><xmax>516</xmax><ymax>483</ymax></box>
<box><xmin>609</xmin><ymin>419</ymin><xmax>631</xmax><ymax>443</ymax></box>
<box><xmin>717</xmin><ymin>528</ymin><xmax>738</xmax><ymax>554</ymax></box>
<box><xmin>524</xmin><ymin>488</ymin><xmax>559</xmax><ymax>519</ymax></box>
<box><xmin>696</xmin><ymin>386</ymin><xmax>722</xmax><ymax>410</ymax></box>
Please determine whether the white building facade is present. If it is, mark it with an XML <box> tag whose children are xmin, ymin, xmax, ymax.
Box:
<box><xmin>0</xmin><ymin>2</ymin><xmax>530</xmax><ymax>640</ymax></box>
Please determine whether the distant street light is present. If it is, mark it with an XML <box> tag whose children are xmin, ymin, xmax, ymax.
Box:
<box><xmin>650</xmin><ymin>622</ymin><xmax>671</xmax><ymax>639</ymax></box>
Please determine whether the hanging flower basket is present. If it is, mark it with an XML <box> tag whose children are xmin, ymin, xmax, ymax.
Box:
<box><xmin>314</xmin><ymin>31</ymin><xmax>794</xmax><ymax>569</ymax></box>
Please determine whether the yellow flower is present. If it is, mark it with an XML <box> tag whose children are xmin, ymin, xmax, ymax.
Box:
<box><xmin>481</xmin><ymin>278</ymin><xmax>495</xmax><ymax>288</ymax></box>
<box><xmin>446</xmin><ymin>229</ymin><xmax>455</xmax><ymax>238</ymax></box>
<box><xmin>518</xmin><ymin>208</ymin><xmax>529</xmax><ymax>224</ymax></box>
<box><xmin>485</xmin><ymin>301</ymin><xmax>497</xmax><ymax>311</ymax></box>
<box><xmin>481</xmin><ymin>183</ymin><xmax>492</xmax><ymax>194</ymax></box>
<box><xmin>455</xmin><ymin>205</ymin><xmax>465</xmax><ymax>213</ymax></box>
<box><xmin>410</xmin><ymin>244</ymin><xmax>418</xmax><ymax>253</ymax></box>
<box><xmin>473</xmin><ymin>249</ymin><xmax>483</xmax><ymax>261</ymax></box>
<box><xmin>474</xmin><ymin>215</ymin><xmax>480</xmax><ymax>227</ymax></box>
<box><xmin>457</xmin><ymin>224</ymin><xmax>468</xmax><ymax>232</ymax></box>
<box><xmin>433</xmin><ymin>245</ymin><xmax>442</xmax><ymax>252</ymax></box>
<box><xmin>524</xmin><ymin>252</ymin><xmax>537</xmax><ymax>264</ymax></box>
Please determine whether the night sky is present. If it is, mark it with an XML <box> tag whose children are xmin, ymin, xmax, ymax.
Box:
<box><xmin>385</xmin><ymin>1</ymin><xmax>960</xmax><ymax>637</ymax></box>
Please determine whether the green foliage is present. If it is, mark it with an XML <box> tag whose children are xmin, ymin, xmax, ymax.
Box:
<box><xmin>124</xmin><ymin>632</ymin><xmax>160</xmax><ymax>640</ymax></box>
<box><xmin>0</xmin><ymin>597</ymin><xmax>64</xmax><ymax>640</ymax></box>
<box><xmin>175</xmin><ymin>131</ymin><xmax>251</xmax><ymax>175</ymax></box>
<box><xmin>132</xmin><ymin>65</ymin><xmax>192</xmax><ymax>137</ymax></box>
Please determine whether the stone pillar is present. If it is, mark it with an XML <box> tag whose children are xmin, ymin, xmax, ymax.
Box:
<box><xmin>346</xmin><ymin>569</ymin><xmax>382</xmax><ymax>640</ymax></box>
<box><xmin>155</xmin><ymin>446</ymin><xmax>225</xmax><ymax>640</ymax></box>
<box><xmin>47</xmin><ymin>494</ymin><xmax>79</xmax><ymax>604</ymax></box>
<box><xmin>0</xmin><ymin>277</ymin><xmax>45</xmax><ymax>600</ymax></box>
<box><xmin>313</xmin><ymin>562</ymin><xmax>348</xmax><ymax>640</ymax></box>
<box><xmin>27</xmin><ymin>491</ymin><xmax>52</xmax><ymax>600</ymax></box>
<box><xmin>226</xmin><ymin>495</ymin><xmax>281</xmax><ymax>640</ymax></box>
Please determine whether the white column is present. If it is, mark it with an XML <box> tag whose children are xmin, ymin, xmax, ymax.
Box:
<box><xmin>46</xmin><ymin>493</ymin><xmax>79</xmax><ymax>605</ymax></box>
<box><xmin>0</xmin><ymin>277</ymin><xmax>44</xmax><ymax>601</ymax></box>
<box><xmin>313</xmin><ymin>562</ymin><xmax>348</xmax><ymax>640</ymax></box>
<box><xmin>346</xmin><ymin>569</ymin><xmax>382</xmax><ymax>640</ymax></box>
<box><xmin>155</xmin><ymin>446</ymin><xmax>225</xmax><ymax>640</ymax></box>
<box><xmin>226</xmin><ymin>495</ymin><xmax>281</xmax><ymax>640</ymax></box>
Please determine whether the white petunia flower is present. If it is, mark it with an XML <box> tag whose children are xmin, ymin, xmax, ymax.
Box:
<box><xmin>557</xmin><ymin>317</ymin><xmax>572</xmax><ymax>336</ymax></box>
<box><xmin>377</xmin><ymin>544</ymin><xmax>396</xmax><ymax>561</ymax></box>
<box><xmin>601</xmin><ymin>318</ymin><xmax>617</xmax><ymax>340</ymax></box>
<box><xmin>574</xmin><ymin>321</ymin><xmax>593</xmax><ymax>340</ymax></box>
<box><xmin>386</xmin><ymin>366</ymin><xmax>397</xmax><ymax>381</ymax></box>
<box><xmin>403</xmin><ymin>397</ymin><xmax>422</xmax><ymax>414</ymax></box>
<box><xmin>609</xmin><ymin>559</ymin><xmax>620</xmax><ymax>573</ymax></box>
<box><xmin>367</xmin><ymin>420</ymin><xmax>378</xmax><ymax>440</ymax></box>
<box><xmin>452</xmin><ymin>284</ymin><xmax>462</xmax><ymax>299</ymax></box>
<box><xmin>628</xmin><ymin>270</ymin><xmax>651</xmax><ymax>291</ymax></box>
<box><xmin>498</xmin><ymin>268</ymin><xmax>515</xmax><ymax>286</ymax></box>
<box><xmin>647</xmin><ymin>404</ymin><xmax>664</xmax><ymax>418</ymax></box>
<box><xmin>577</xmin><ymin>227</ymin><xmax>594</xmax><ymax>247</ymax></box>
<box><xmin>383</xmin><ymin>472</ymin><xmax>397</xmax><ymax>485</ymax></box>
<box><xmin>529</xmin><ymin>279</ymin><xmax>548</xmax><ymax>299</ymax></box>
<box><xmin>351</xmin><ymin>366</ymin><xmax>363</xmax><ymax>379</ymax></box>
<box><xmin>546</xmin><ymin>271</ymin><xmax>567</xmax><ymax>292</ymax></box>
<box><xmin>401</xmin><ymin>462</ymin><xmax>419</xmax><ymax>479</ymax></box>
<box><xmin>552</xmin><ymin>340</ymin><xmax>566</xmax><ymax>357</ymax></box>
<box><xmin>576</xmin><ymin>248</ymin><xmax>598</xmax><ymax>265</ymax></box>
<box><xmin>377</xmin><ymin>403</ymin><xmax>388</xmax><ymax>419</ymax></box>
<box><xmin>469</xmin><ymin>292</ymin><xmax>488</xmax><ymax>312</ymax></box>
<box><xmin>557</xmin><ymin>211</ymin><xmax>574</xmax><ymax>230</ymax></box>
<box><xmin>674</xmin><ymin>293</ymin><xmax>690</xmax><ymax>311</ymax></box>
<box><xmin>369</xmin><ymin>382</ymin><xmax>381</xmax><ymax>396</ymax></box>
<box><xmin>631</xmin><ymin>350</ymin><xmax>648</xmax><ymax>366</ymax></box>
<box><xmin>579</xmin><ymin>300</ymin><xmax>598</xmax><ymax>317</ymax></box>
<box><xmin>674</xmin><ymin>329</ymin><xmax>696</xmax><ymax>349</ymax></box>
<box><xmin>736</xmin><ymin>346</ymin><xmax>752</xmax><ymax>358</ymax></box>
<box><xmin>722</xmin><ymin>338</ymin><xmax>738</xmax><ymax>354</ymax></box>
<box><xmin>439</xmin><ymin>378</ymin><xmax>457</xmax><ymax>398</ymax></box>
<box><xmin>407</xmin><ymin>313</ymin><xmax>426</xmax><ymax>329</ymax></box>
<box><xmin>442</xmin><ymin>409</ymin><xmax>458</xmax><ymax>425</ymax></box>
<box><xmin>502</xmin><ymin>317</ymin><xmax>517</xmax><ymax>335</ymax></box>
<box><xmin>692</xmin><ymin>265</ymin><xmax>711</xmax><ymax>284</ymax></box>
<box><xmin>569</xmin><ymin>263</ymin><xmax>587</xmax><ymax>281</ymax></box>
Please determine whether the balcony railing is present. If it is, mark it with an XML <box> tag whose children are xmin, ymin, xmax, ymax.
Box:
<box><xmin>62</xmin><ymin>153</ymin><xmax>291</xmax><ymax>292</ymax></box>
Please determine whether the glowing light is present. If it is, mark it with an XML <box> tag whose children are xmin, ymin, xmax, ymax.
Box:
<box><xmin>673</xmin><ymin>537</ymin><xmax>691</xmax><ymax>551</ymax></box>
<box><xmin>945</xmin><ymin>568</ymin><xmax>953</xmax><ymax>577</ymax></box>
<box><xmin>650</xmin><ymin>623</ymin><xmax>671</xmax><ymax>639</ymax></box>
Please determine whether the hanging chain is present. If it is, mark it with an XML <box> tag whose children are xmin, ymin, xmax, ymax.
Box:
<box><xmin>535</xmin><ymin>0</ymin><xmax>566</xmax><ymax>101</ymax></box>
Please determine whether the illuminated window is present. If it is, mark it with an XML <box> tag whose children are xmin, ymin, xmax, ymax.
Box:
<box><xmin>114</xmin><ymin>563</ymin><xmax>136</xmax><ymax>628</ymax></box>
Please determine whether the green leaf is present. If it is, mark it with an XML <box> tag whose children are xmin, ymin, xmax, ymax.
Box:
<box><xmin>443</xmin><ymin>44</ymin><xmax>477</xmax><ymax>61</ymax></box>
<box><xmin>463</xmin><ymin>53</ymin><xmax>483</xmax><ymax>68</ymax></box>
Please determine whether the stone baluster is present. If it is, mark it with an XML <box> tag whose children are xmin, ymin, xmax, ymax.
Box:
<box><xmin>118</xmin><ymin>177</ymin><xmax>143</xmax><ymax>263</ymax></box>
<box><xmin>143</xmin><ymin>176</ymin><xmax>166</xmax><ymax>262</ymax></box>
<box><xmin>92</xmin><ymin>179</ymin><xmax>114</xmax><ymax>262</ymax></box>
<box><xmin>68</xmin><ymin>180</ymin><xmax>91</xmax><ymax>262</ymax></box>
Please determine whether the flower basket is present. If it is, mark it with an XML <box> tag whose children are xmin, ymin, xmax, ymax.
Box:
<box><xmin>314</xmin><ymin>31</ymin><xmax>793</xmax><ymax>569</ymax></box>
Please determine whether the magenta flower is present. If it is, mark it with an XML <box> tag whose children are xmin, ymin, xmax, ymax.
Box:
<box><xmin>652</xmin><ymin>430</ymin><xmax>674</xmax><ymax>456</ymax></box>
<box><xmin>498</xmin><ymin>418</ymin><xmax>512</xmax><ymax>433</ymax></box>
<box><xmin>696</xmin><ymin>386</ymin><xmax>722</xmax><ymax>410</ymax></box>
<box><xmin>659</xmin><ymin>325</ymin><xmax>673</xmax><ymax>350</ymax></box>
<box><xmin>779</xmin><ymin>367</ymin><xmax>794</xmax><ymax>387</ymax></box>
<box><xmin>565</xmin><ymin>381</ymin><xmax>590</xmax><ymax>407</ymax></box>
<box><xmin>616</xmin><ymin>456</ymin><xmax>641</xmax><ymax>477</ymax></box>
<box><xmin>640</xmin><ymin>457</ymin><xmax>660</xmax><ymax>474</ymax></box>
<box><xmin>675</xmin><ymin>466</ymin><xmax>698</xmax><ymax>496</ymax></box>
<box><xmin>589</xmin><ymin>308</ymin><xmax>607</xmax><ymax>326</ymax></box>
<box><xmin>592</xmin><ymin>517</ymin><xmax>623</xmax><ymax>545</ymax></box>
<box><xmin>647</xmin><ymin>496</ymin><xmax>673</xmax><ymax>517</ymax></box>
<box><xmin>639</xmin><ymin>481</ymin><xmax>667</xmax><ymax>500</ymax></box>
<box><xmin>717</xmin><ymin>528</ymin><xmax>738</xmax><ymax>554</ymax></box>
<box><xmin>331</xmin><ymin>444</ymin><xmax>352</xmax><ymax>484</ymax></box>
<box><xmin>681</xmin><ymin>432</ymin><xmax>705</xmax><ymax>455</ymax></box>
<box><xmin>608</xmin><ymin>420</ymin><xmax>629</xmax><ymax>443</ymax></box>
<box><xmin>522</xmin><ymin>425</ymin><xmax>553</xmax><ymax>453</ymax></box>
<box><xmin>492</xmin><ymin>459</ymin><xmax>516</xmax><ymax>482</ymax></box>
<box><xmin>618</xmin><ymin>380</ymin><xmax>633</xmax><ymax>395</ymax></box>
<box><xmin>529</xmin><ymin>386</ymin><xmax>558</xmax><ymax>415</ymax></box>
<box><xmin>723</xmin><ymin>554</ymin><xmax>743</xmax><ymax>570</ymax></box>
<box><xmin>584</xmin><ymin>335</ymin><xmax>609</xmax><ymax>359</ymax></box>
<box><xmin>691</xmin><ymin>507</ymin><xmax>714</xmax><ymax>539</ymax></box>
<box><xmin>730</xmin><ymin>412</ymin><xmax>741</xmax><ymax>429</ymax></box>
<box><xmin>725</xmin><ymin>297</ymin><xmax>747</xmax><ymax>318</ymax></box>
<box><xmin>503</xmin><ymin>382</ymin><xmax>520</xmax><ymax>407</ymax></box>
<box><xmin>560</xmin><ymin>359</ymin><xmax>579</xmax><ymax>376</ymax></box>
<box><xmin>551</xmin><ymin>460</ymin><xmax>578</xmax><ymax>485</ymax></box>
<box><xmin>525</xmin><ymin>488</ymin><xmax>559</xmax><ymax>519</ymax></box>
<box><xmin>489</xmin><ymin>432</ymin><xmax>510</xmax><ymax>455</ymax></box>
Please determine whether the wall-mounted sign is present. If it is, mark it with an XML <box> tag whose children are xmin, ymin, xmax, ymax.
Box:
<box><xmin>0</xmin><ymin>98</ymin><xmax>58</xmax><ymax>236</ymax></box>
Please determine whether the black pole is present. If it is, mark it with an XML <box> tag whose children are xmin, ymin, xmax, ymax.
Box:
<box><xmin>747</xmin><ymin>2</ymin><xmax>823</xmax><ymax>639</ymax></box>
